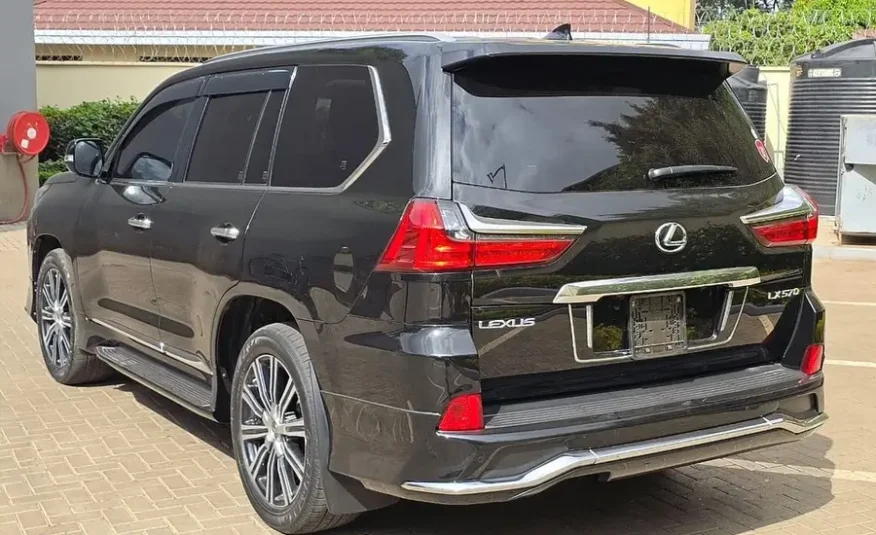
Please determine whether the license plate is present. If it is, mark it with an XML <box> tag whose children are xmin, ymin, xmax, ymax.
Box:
<box><xmin>630</xmin><ymin>292</ymin><xmax>686</xmax><ymax>358</ymax></box>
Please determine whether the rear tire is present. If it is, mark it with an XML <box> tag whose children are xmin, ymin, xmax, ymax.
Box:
<box><xmin>230</xmin><ymin>323</ymin><xmax>357</xmax><ymax>534</ymax></box>
<box><xmin>36</xmin><ymin>249</ymin><xmax>113</xmax><ymax>385</ymax></box>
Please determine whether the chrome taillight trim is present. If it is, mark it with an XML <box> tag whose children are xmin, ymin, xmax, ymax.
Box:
<box><xmin>740</xmin><ymin>185</ymin><xmax>815</xmax><ymax>226</ymax></box>
<box><xmin>457</xmin><ymin>204</ymin><xmax>587</xmax><ymax>236</ymax></box>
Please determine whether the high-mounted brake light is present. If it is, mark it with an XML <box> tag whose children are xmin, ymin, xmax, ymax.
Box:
<box><xmin>438</xmin><ymin>393</ymin><xmax>484</xmax><ymax>432</ymax></box>
<box><xmin>743</xmin><ymin>186</ymin><xmax>819</xmax><ymax>247</ymax></box>
<box><xmin>375</xmin><ymin>199</ymin><xmax>578</xmax><ymax>273</ymax></box>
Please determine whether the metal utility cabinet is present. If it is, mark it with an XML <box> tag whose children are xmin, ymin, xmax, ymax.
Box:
<box><xmin>837</xmin><ymin>114</ymin><xmax>876</xmax><ymax>239</ymax></box>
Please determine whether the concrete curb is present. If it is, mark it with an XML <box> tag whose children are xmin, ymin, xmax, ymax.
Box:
<box><xmin>814</xmin><ymin>245</ymin><xmax>876</xmax><ymax>262</ymax></box>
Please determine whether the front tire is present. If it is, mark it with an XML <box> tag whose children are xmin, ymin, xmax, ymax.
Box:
<box><xmin>36</xmin><ymin>249</ymin><xmax>113</xmax><ymax>385</ymax></box>
<box><xmin>230</xmin><ymin>323</ymin><xmax>357</xmax><ymax>534</ymax></box>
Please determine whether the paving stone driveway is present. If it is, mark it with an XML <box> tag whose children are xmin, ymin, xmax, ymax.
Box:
<box><xmin>2</xmin><ymin>224</ymin><xmax>876</xmax><ymax>535</ymax></box>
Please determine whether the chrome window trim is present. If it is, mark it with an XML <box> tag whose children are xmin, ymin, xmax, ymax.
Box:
<box><xmin>268</xmin><ymin>64</ymin><xmax>391</xmax><ymax>194</ymax></box>
<box><xmin>553</xmin><ymin>266</ymin><xmax>761</xmax><ymax>305</ymax></box>
<box><xmin>401</xmin><ymin>413</ymin><xmax>827</xmax><ymax>497</ymax></box>
<box><xmin>458</xmin><ymin>204</ymin><xmax>587</xmax><ymax>236</ymax></box>
<box><xmin>90</xmin><ymin>318</ymin><xmax>212</xmax><ymax>375</ymax></box>
<box><xmin>740</xmin><ymin>184</ymin><xmax>814</xmax><ymax>225</ymax></box>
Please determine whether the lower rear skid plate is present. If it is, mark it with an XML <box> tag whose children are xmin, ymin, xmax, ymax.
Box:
<box><xmin>401</xmin><ymin>413</ymin><xmax>827</xmax><ymax>497</ymax></box>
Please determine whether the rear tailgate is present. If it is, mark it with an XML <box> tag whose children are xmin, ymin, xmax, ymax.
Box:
<box><xmin>449</xmin><ymin>54</ymin><xmax>813</xmax><ymax>402</ymax></box>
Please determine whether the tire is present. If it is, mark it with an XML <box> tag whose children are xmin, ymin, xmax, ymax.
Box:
<box><xmin>36</xmin><ymin>249</ymin><xmax>113</xmax><ymax>385</ymax></box>
<box><xmin>230</xmin><ymin>323</ymin><xmax>357</xmax><ymax>534</ymax></box>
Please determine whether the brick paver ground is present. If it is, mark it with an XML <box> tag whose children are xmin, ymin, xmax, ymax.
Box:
<box><xmin>2</xmin><ymin>225</ymin><xmax>876</xmax><ymax>535</ymax></box>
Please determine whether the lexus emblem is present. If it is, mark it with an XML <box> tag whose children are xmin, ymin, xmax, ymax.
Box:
<box><xmin>655</xmin><ymin>222</ymin><xmax>688</xmax><ymax>254</ymax></box>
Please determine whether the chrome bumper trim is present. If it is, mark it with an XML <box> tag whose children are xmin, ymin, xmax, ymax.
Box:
<box><xmin>553</xmin><ymin>266</ymin><xmax>761</xmax><ymax>305</ymax></box>
<box><xmin>401</xmin><ymin>413</ymin><xmax>827</xmax><ymax>497</ymax></box>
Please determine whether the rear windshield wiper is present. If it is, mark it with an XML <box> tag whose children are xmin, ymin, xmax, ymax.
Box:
<box><xmin>647</xmin><ymin>165</ymin><xmax>738</xmax><ymax>181</ymax></box>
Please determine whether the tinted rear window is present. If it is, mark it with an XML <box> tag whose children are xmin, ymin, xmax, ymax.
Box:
<box><xmin>451</xmin><ymin>56</ymin><xmax>776</xmax><ymax>193</ymax></box>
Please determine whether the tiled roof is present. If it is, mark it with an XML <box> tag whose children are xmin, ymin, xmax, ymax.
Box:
<box><xmin>34</xmin><ymin>1</ymin><xmax>689</xmax><ymax>34</ymax></box>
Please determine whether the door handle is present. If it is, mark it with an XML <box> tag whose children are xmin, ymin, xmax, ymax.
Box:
<box><xmin>210</xmin><ymin>224</ymin><xmax>240</xmax><ymax>242</ymax></box>
<box><xmin>127</xmin><ymin>214</ymin><xmax>152</xmax><ymax>230</ymax></box>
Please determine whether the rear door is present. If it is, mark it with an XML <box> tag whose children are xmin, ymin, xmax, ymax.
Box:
<box><xmin>150</xmin><ymin>70</ymin><xmax>288</xmax><ymax>375</ymax></box>
<box><xmin>449</xmin><ymin>55</ymin><xmax>813</xmax><ymax>402</ymax></box>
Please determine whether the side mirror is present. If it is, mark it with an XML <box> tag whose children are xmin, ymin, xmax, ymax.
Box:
<box><xmin>64</xmin><ymin>138</ymin><xmax>105</xmax><ymax>178</ymax></box>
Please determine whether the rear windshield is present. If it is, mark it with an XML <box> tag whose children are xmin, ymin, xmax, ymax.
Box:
<box><xmin>451</xmin><ymin>56</ymin><xmax>776</xmax><ymax>193</ymax></box>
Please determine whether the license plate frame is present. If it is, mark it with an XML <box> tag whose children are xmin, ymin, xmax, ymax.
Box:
<box><xmin>629</xmin><ymin>291</ymin><xmax>687</xmax><ymax>358</ymax></box>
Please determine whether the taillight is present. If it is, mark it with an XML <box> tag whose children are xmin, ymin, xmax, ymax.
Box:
<box><xmin>743</xmin><ymin>186</ymin><xmax>819</xmax><ymax>247</ymax></box>
<box><xmin>376</xmin><ymin>199</ymin><xmax>577</xmax><ymax>273</ymax></box>
<box><xmin>751</xmin><ymin>216</ymin><xmax>818</xmax><ymax>247</ymax></box>
<box><xmin>802</xmin><ymin>343</ymin><xmax>825</xmax><ymax>375</ymax></box>
<box><xmin>437</xmin><ymin>393</ymin><xmax>484</xmax><ymax>432</ymax></box>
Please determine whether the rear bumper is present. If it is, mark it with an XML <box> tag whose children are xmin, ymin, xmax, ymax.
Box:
<box><xmin>401</xmin><ymin>412</ymin><xmax>826</xmax><ymax>500</ymax></box>
<box><xmin>325</xmin><ymin>366</ymin><xmax>825</xmax><ymax>505</ymax></box>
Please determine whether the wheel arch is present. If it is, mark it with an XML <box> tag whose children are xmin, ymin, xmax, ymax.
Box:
<box><xmin>211</xmin><ymin>286</ymin><xmax>395</xmax><ymax>515</ymax></box>
<box><xmin>30</xmin><ymin>234</ymin><xmax>65</xmax><ymax>320</ymax></box>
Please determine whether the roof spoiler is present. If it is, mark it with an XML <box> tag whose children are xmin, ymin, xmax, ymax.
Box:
<box><xmin>442</xmin><ymin>44</ymin><xmax>748</xmax><ymax>77</ymax></box>
<box><xmin>544</xmin><ymin>24</ymin><xmax>572</xmax><ymax>41</ymax></box>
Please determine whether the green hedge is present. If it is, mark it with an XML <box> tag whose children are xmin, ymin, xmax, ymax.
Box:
<box><xmin>706</xmin><ymin>2</ymin><xmax>876</xmax><ymax>65</ymax></box>
<box><xmin>38</xmin><ymin>160</ymin><xmax>68</xmax><ymax>184</ymax></box>
<box><xmin>38</xmin><ymin>98</ymin><xmax>139</xmax><ymax>184</ymax></box>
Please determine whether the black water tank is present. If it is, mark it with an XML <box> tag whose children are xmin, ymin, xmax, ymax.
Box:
<box><xmin>785</xmin><ymin>38</ymin><xmax>876</xmax><ymax>215</ymax></box>
<box><xmin>728</xmin><ymin>65</ymin><xmax>767</xmax><ymax>138</ymax></box>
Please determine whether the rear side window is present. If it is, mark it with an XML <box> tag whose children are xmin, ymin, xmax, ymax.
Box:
<box><xmin>452</xmin><ymin>56</ymin><xmax>777</xmax><ymax>193</ymax></box>
<box><xmin>272</xmin><ymin>65</ymin><xmax>379</xmax><ymax>189</ymax></box>
<box><xmin>115</xmin><ymin>99</ymin><xmax>195</xmax><ymax>181</ymax></box>
<box><xmin>187</xmin><ymin>91</ymin><xmax>267</xmax><ymax>184</ymax></box>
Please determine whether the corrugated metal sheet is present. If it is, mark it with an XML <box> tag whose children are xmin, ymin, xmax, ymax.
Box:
<box><xmin>785</xmin><ymin>39</ymin><xmax>876</xmax><ymax>216</ymax></box>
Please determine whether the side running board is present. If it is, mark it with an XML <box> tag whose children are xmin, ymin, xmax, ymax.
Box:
<box><xmin>95</xmin><ymin>346</ymin><xmax>212</xmax><ymax>414</ymax></box>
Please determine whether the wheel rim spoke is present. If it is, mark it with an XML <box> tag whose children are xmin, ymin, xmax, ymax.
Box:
<box><xmin>58</xmin><ymin>329</ymin><xmax>71</xmax><ymax>359</ymax></box>
<box><xmin>277</xmin><ymin>380</ymin><xmax>296</xmax><ymax>415</ymax></box>
<box><xmin>283</xmin><ymin>441</ymin><xmax>305</xmax><ymax>482</ymax></box>
<box><xmin>276</xmin><ymin>419</ymin><xmax>306</xmax><ymax>439</ymax></box>
<box><xmin>40</xmin><ymin>307</ymin><xmax>54</xmax><ymax>322</ymax></box>
<box><xmin>248</xmin><ymin>443</ymin><xmax>269</xmax><ymax>477</ymax></box>
<box><xmin>241</xmin><ymin>424</ymin><xmax>269</xmax><ymax>441</ymax></box>
<box><xmin>277</xmin><ymin>455</ymin><xmax>296</xmax><ymax>505</ymax></box>
<box><xmin>41</xmin><ymin>285</ymin><xmax>53</xmax><ymax>307</ymax></box>
<box><xmin>59</xmin><ymin>288</ymin><xmax>69</xmax><ymax>309</ymax></box>
<box><xmin>51</xmin><ymin>270</ymin><xmax>61</xmax><ymax>301</ymax></box>
<box><xmin>242</xmin><ymin>388</ymin><xmax>266</xmax><ymax>418</ymax></box>
<box><xmin>42</xmin><ymin>322</ymin><xmax>55</xmax><ymax>348</ymax></box>
<box><xmin>266</xmin><ymin>449</ymin><xmax>278</xmax><ymax>504</ymax></box>
<box><xmin>51</xmin><ymin>329</ymin><xmax>61</xmax><ymax>365</ymax></box>
<box><xmin>269</xmin><ymin>357</ymin><xmax>279</xmax><ymax>407</ymax></box>
<box><xmin>252</xmin><ymin>360</ymin><xmax>272</xmax><ymax>411</ymax></box>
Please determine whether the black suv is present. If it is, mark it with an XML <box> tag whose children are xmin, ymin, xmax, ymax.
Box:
<box><xmin>27</xmin><ymin>34</ymin><xmax>827</xmax><ymax>534</ymax></box>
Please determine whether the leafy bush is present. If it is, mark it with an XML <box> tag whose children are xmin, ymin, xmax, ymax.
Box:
<box><xmin>38</xmin><ymin>160</ymin><xmax>68</xmax><ymax>185</ymax></box>
<box><xmin>705</xmin><ymin>3</ymin><xmax>876</xmax><ymax>65</ymax></box>
<box><xmin>39</xmin><ymin>98</ymin><xmax>139</xmax><ymax>163</ymax></box>
<box><xmin>37</xmin><ymin>98</ymin><xmax>139</xmax><ymax>184</ymax></box>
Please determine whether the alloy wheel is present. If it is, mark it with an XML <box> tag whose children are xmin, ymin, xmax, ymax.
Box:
<box><xmin>239</xmin><ymin>354</ymin><xmax>307</xmax><ymax>508</ymax></box>
<box><xmin>39</xmin><ymin>267</ymin><xmax>72</xmax><ymax>369</ymax></box>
